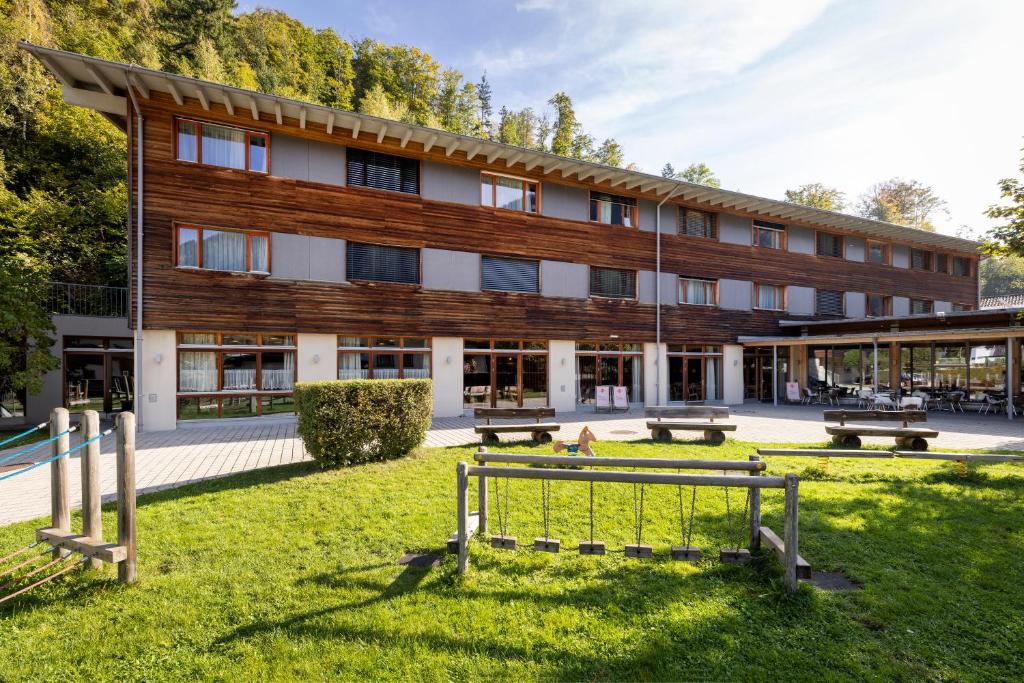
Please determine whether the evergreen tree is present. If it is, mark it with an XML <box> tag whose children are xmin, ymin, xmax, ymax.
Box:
<box><xmin>548</xmin><ymin>91</ymin><xmax>576</xmax><ymax>157</ymax></box>
<box><xmin>477</xmin><ymin>72</ymin><xmax>493</xmax><ymax>139</ymax></box>
<box><xmin>156</xmin><ymin>0</ymin><xmax>237</xmax><ymax>74</ymax></box>
<box><xmin>596</xmin><ymin>139</ymin><xmax>624</xmax><ymax>167</ymax></box>
<box><xmin>661</xmin><ymin>162</ymin><xmax>676</xmax><ymax>178</ymax></box>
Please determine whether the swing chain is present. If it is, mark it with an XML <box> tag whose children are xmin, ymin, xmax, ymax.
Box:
<box><xmin>492</xmin><ymin>475</ymin><xmax>510</xmax><ymax>537</ymax></box>
<box><xmin>632</xmin><ymin>482</ymin><xmax>645</xmax><ymax>546</ymax></box>
<box><xmin>541</xmin><ymin>479</ymin><xmax>551</xmax><ymax>541</ymax></box>
<box><xmin>588</xmin><ymin>480</ymin><xmax>595</xmax><ymax>544</ymax></box>
<box><xmin>735</xmin><ymin>488</ymin><xmax>750</xmax><ymax>551</ymax></box>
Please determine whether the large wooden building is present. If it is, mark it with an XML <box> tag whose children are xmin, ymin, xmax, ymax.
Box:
<box><xmin>24</xmin><ymin>43</ymin><xmax>1007</xmax><ymax>431</ymax></box>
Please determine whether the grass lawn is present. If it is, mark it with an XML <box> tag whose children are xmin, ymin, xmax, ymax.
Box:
<box><xmin>1</xmin><ymin>439</ymin><xmax>1023</xmax><ymax>681</ymax></box>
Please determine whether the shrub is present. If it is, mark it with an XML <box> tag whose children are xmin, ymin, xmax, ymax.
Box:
<box><xmin>294</xmin><ymin>379</ymin><xmax>433</xmax><ymax>467</ymax></box>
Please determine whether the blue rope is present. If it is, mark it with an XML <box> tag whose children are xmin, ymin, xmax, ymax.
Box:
<box><xmin>0</xmin><ymin>427</ymin><xmax>79</xmax><ymax>468</ymax></box>
<box><xmin>0</xmin><ymin>422</ymin><xmax>48</xmax><ymax>449</ymax></box>
<box><xmin>0</xmin><ymin>428</ymin><xmax>113</xmax><ymax>483</ymax></box>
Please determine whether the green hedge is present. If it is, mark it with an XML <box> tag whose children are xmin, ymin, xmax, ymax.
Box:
<box><xmin>294</xmin><ymin>379</ymin><xmax>433</xmax><ymax>467</ymax></box>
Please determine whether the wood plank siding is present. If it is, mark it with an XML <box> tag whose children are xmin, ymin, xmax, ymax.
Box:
<box><xmin>130</xmin><ymin>93</ymin><xmax>978</xmax><ymax>343</ymax></box>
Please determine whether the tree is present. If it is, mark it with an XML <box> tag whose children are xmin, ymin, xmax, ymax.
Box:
<box><xmin>678</xmin><ymin>162</ymin><xmax>720</xmax><ymax>188</ymax></box>
<box><xmin>156</xmin><ymin>0</ymin><xmax>237</xmax><ymax>74</ymax></box>
<box><xmin>0</xmin><ymin>251</ymin><xmax>58</xmax><ymax>399</ymax></box>
<box><xmin>595</xmin><ymin>139</ymin><xmax>624</xmax><ymax>167</ymax></box>
<box><xmin>660</xmin><ymin>163</ymin><xmax>676</xmax><ymax>179</ymax></box>
<box><xmin>477</xmin><ymin>72</ymin><xmax>493</xmax><ymax>139</ymax></box>
<box><xmin>357</xmin><ymin>83</ymin><xmax>408</xmax><ymax>121</ymax></box>
<box><xmin>785</xmin><ymin>183</ymin><xmax>846</xmax><ymax>211</ymax></box>
<box><xmin>548</xmin><ymin>92</ymin><xmax>577</xmax><ymax>157</ymax></box>
<box><xmin>983</xmin><ymin>146</ymin><xmax>1024</xmax><ymax>257</ymax></box>
<box><xmin>856</xmin><ymin>178</ymin><xmax>946</xmax><ymax>231</ymax></box>
<box><xmin>980</xmin><ymin>255</ymin><xmax>1024</xmax><ymax>297</ymax></box>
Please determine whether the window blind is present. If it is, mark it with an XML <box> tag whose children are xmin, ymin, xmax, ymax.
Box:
<box><xmin>590</xmin><ymin>267</ymin><xmax>636</xmax><ymax>298</ymax></box>
<box><xmin>347</xmin><ymin>148</ymin><xmax>419</xmax><ymax>194</ymax></box>
<box><xmin>680</xmin><ymin>209</ymin><xmax>715</xmax><ymax>238</ymax></box>
<box><xmin>481</xmin><ymin>256</ymin><xmax>539</xmax><ymax>293</ymax></box>
<box><xmin>816</xmin><ymin>232</ymin><xmax>842</xmax><ymax>258</ymax></box>
<box><xmin>816</xmin><ymin>290</ymin><xmax>844</xmax><ymax>316</ymax></box>
<box><xmin>346</xmin><ymin>242</ymin><xmax>420</xmax><ymax>284</ymax></box>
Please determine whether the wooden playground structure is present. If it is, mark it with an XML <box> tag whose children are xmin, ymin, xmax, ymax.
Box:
<box><xmin>0</xmin><ymin>408</ymin><xmax>136</xmax><ymax>605</ymax></box>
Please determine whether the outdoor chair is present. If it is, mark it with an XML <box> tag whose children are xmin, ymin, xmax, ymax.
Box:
<box><xmin>612</xmin><ymin>386</ymin><xmax>629</xmax><ymax>412</ymax></box>
<box><xmin>872</xmin><ymin>395</ymin><xmax>896</xmax><ymax>411</ymax></box>
<box><xmin>802</xmin><ymin>388</ymin><xmax>819</xmax><ymax>405</ymax></box>
<box><xmin>856</xmin><ymin>389</ymin><xmax>874</xmax><ymax>408</ymax></box>
<box><xmin>900</xmin><ymin>396</ymin><xmax>924</xmax><ymax>410</ymax></box>
<box><xmin>944</xmin><ymin>391</ymin><xmax>965</xmax><ymax>413</ymax></box>
<box><xmin>981</xmin><ymin>394</ymin><xmax>1007</xmax><ymax>415</ymax></box>
<box><xmin>595</xmin><ymin>386</ymin><xmax>611</xmax><ymax>412</ymax></box>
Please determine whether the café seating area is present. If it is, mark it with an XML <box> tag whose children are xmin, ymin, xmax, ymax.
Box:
<box><xmin>800</xmin><ymin>384</ymin><xmax>1020</xmax><ymax>416</ymax></box>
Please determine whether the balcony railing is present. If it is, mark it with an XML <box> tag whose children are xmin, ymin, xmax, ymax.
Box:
<box><xmin>47</xmin><ymin>282</ymin><xmax>129</xmax><ymax>318</ymax></box>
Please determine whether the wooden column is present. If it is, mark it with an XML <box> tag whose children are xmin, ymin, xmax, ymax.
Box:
<box><xmin>50</xmin><ymin>407</ymin><xmax>70</xmax><ymax>560</ymax></box>
<box><xmin>783</xmin><ymin>473</ymin><xmax>799</xmax><ymax>593</ymax></box>
<box><xmin>80</xmin><ymin>410</ymin><xmax>102</xmax><ymax>570</ymax></box>
<box><xmin>889</xmin><ymin>343</ymin><xmax>901</xmax><ymax>393</ymax></box>
<box><xmin>748</xmin><ymin>455</ymin><xmax>761</xmax><ymax>551</ymax></box>
<box><xmin>456</xmin><ymin>462</ymin><xmax>469</xmax><ymax>575</ymax></box>
<box><xmin>476</xmin><ymin>446</ymin><xmax>488</xmax><ymax>536</ymax></box>
<box><xmin>116</xmin><ymin>411</ymin><xmax>137</xmax><ymax>584</ymax></box>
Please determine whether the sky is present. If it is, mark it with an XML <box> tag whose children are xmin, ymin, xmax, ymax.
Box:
<box><xmin>246</xmin><ymin>0</ymin><xmax>1024</xmax><ymax>237</ymax></box>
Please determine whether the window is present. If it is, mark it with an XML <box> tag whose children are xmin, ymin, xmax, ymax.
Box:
<box><xmin>816</xmin><ymin>290</ymin><xmax>844</xmax><ymax>317</ymax></box>
<box><xmin>347</xmin><ymin>148</ymin><xmax>419</xmax><ymax>194</ymax></box>
<box><xmin>481</xmin><ymin>256</ymin><xmax>539</xmax><ymax>293</ymax></box>
<box><xmin>464</xmin><ymin>340</ymin><xmax>548</xmax><ymax>408</ymax></box>
<box><xmin>481</xmin><ymin>173</ymin><xmax>538</xmax><ymax>213</ymax></box>
<box><xmin>867</xmin><ymin>241</ymin><xmax>889</xmax><ymax>265</ymax></box>
<box><xmin>175</xmin><ymin>119</ymin><xmax>268</xmax><ymax>173</ymax></box>
<box><xmin>754</xmin><ymin>284</ymin><xmax>785</xmax><ymax>311</ymax></box>
<box><xmin>679</xmin><ymin>208</ymin><xmax>715</xmax><ymax>238</ymax></box>
<box><xmin>176</xmin><ymin>332</ymin><xmax>296</xmax><ymax>419</ymax></box>
<box><xmin>666</xmin><ymin>345</ymin><xmax>723</xmax><ymax>402</ymax></box>
<box><xmin>952</xmin><ymin>302</ymin><xmax>973</xmax><ymax>312</ymax></box>
<box><xmin>590</xmin><ymin>267</ymin><xmax>636</xmax><ymax>299</ymax></box>
<box><xmin>952</xmin><ymin>256</ymin><xmax>971</xmax><ymax>277</ymax></box>
<box><xmin>337</xmin><ymin>337</ymin><xmax>431</xmax><ymax>380</ymax></box>
<box><xmin>911</xmin><ymin>249</ymin><xmax>932</xmax><ymax>271</ymax></box>
<box><xmin>679</xmin><ymin>277</ymin><xmax>717</xmax><ymax>306</ymax></box>
<box><xmin>346</xmin><ymin>243</ymin><xmax>420</xmax><ymax>284</ymax></box>
<box><xmin>935</xmin><ymin>253</ymin><xmax>949</xmax><ymax>274</ymax></box>
<box><xmin>575</xmin><ymin>342</ymin><xmax>644</xmax><ymax>404</ymax></box>
<box><xmin>866</xmin><ymin>294</ymin><xmax>891</xmax><ymax>318</ymax></box>
<box><xmin>753</xmin><ymin>220</ymin><xmax>785</xmax><ymax>249</ymax></box>
<box><xmin>816</xmin><ymin>232</ymin><xmax>842</xmax><ymax>258</ymax></box>
<box><xmin>910</xmin><ymin>299</ymin><xmax>933</xmax><ymax>314</ymax></box>
<box><xmin>590</xmin><ymin>192</ymin><xmax>636</xmax><ymax>227</ymax></box>
<box><xmin>175</xmin><ymin>224</ymin><xmax>270</xmax><ymax>274</ymax></box>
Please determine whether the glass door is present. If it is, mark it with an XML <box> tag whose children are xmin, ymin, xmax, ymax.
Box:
<box><xmin>576</xmin><ymin>355</ymin><xmax>597</xmax><ymax>404</ymax></box>
<box><xmin>463</xmin><ymin>354</ymin><xmax>492</xmax><ymax>408</ymax></box>
<box><xmin>495</xmin><ymin>355</ymin><xmax>519</xmax><ymax>408</ymax></box>
<box><xmin>109</xmin><ymin>354</ymin><xmax>134</xmax><ymax>412</ymax></box>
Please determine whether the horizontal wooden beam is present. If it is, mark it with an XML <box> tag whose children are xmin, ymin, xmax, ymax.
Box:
<box><xmin>759</xmin><ymin>526</ymin><xmax>812</xmax><ymax>579</ymax></box>
<box><xmin>61</xmin><ymin>86</ymin><xmax>126</xmax><ymax>116</ymax></box>
<box><xmin>473</xmin><ymin>452</ymin><xmax>765</xmax><ymax>471</ymax></box>
<box><xmin>893</xmin><ymin>451</ymin><xmax>1024</xmax><ymax>463</ymax></box>
<box><xmin>466</xmin><ymin>464</ymin><xmax>786</xmax><ymax>488</ymax></box>
<box><xmin>36</xmin><ymin>528</ymin><xmax>127</xmax><ymax>563</ymax></box>
<box><xmin>758</xmin><ymin>448</ymin><xmax>894</xmax><ymax>458</ymax></box>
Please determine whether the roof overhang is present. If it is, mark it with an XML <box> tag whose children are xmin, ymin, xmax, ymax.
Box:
<box><xmin>740</xmin><ymin>326</ymin><xmax>1024</xmax><ymax>346</ymax></box>
<box><xmin>19</xmin><ymin>41</ymin><xmax>983</xmax><ymax>254</ymax></box>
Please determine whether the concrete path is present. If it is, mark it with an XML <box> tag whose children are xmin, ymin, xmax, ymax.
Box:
<box><xmin>1</xmin><ymin>404</ymin><xmax>1020</xmax><ymax>525</ymax></box>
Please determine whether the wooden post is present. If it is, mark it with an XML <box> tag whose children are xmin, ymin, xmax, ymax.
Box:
<box><xmin>748</xmin><ymin>455</ymin><xmax>761</xmax><ymax>551</ymax></box>
<box><xmin>116</xmin><ymin>411</ymin><xmax>137</xmax><ymax>584</ymax></box>
<box><xmin>81</xmin><ymin>410</ymin><xmax>102</xmax><ymax>570</ymax></box>
<box><xmin>50</xmin><ymin>407</ymin><xmax>70</xmax><ymax>560</ymax></box>
<box><xmin>457</xmin><ymin>461</ymin><xmax>469</xmax><ymax>575</ymax></box>
<box><xmin>477</xmin><ymin>446</ymin><xmax>488</xmax><ymax>536</ymax></box>
<box><xmin>783</xmin><ymin>473</ymin><xmax>799</xmax><ymax>593</ymax></box>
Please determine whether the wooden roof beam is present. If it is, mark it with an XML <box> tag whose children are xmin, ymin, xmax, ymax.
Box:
<box><xmin>351</xmin><ymin>118</ymin><xmax>362</xmax><ymax>139</ymax></box>
<box><xmin>377</xmin><ymin>124</ymin><xmax>388</xmax><ymax>143</ymax></box>
<box><xmin>505</xmin><ymin>151</ymin><xmax>523</xmax><ymax>168</ymax></box>
<box><xmin>466</xmin><ymin>143</ymin><xmax>483</xmax><ymax>161</ymax></box>
<box><xmin>400</xmin><ymin>129</ymin><xmax>413</xmax><ymax>148</ymax></box>
<box><xmin>274</xmin><ymin>102</ymin><xmax>282</xmax><ymax>125</ymax></box>
<box><xmin>524</xmin><ymin>156</ymin><xmax>543</xmax><ymax>172</ymax></box>
<box><xmin>445</xmin><ymin>139</ymin><xmax>460</xmax><ymax>157</ymax></box>
<box><xmin>127</xmin><ymin>73</ymin><xmax>149</xmax><ymax>99</ymax></box>
<box><xmin>326</xmin><ymin>112</ymin><xmax>335</xmax><ymax>135</ymax></box>
<box><xmin>299</xmin><ymin>106</ymin><xmax>307</xmax><ymax>129</ymax></box>
<box><xmin>38</xmin><ymin>55</ymin><xmax>75</xmax><ymax>87</ymax></box>
<box><xmin>221</xmin><ymin>90</ymin><xmax>234</xmax><ymax>116</ymax></box>
<box><xmin>422</xmin><ymin>133</ymin><xmax>438</xmax><ymax>152</ymax></box>
<box><xmin>246</xmin><ymin>95</ymin><xmax>259</xmax><ymax>120</ymax></box>
<box><xmin>195</xmin><ymin>87</ymin><xmax>209</xmax><ymax>110</ymax></box>
<box><xmin>84</xmin><ymin>63</ymin><xmax>115</xmax><ymax>95</ymax></box>
<box><xmin>165</xmin><ymin>79</ymin><xmax>183</xmax><ymax>106</ymax></box>
<box><xmin>486</xmin><ymin>148</ymin><xmax>503</xmax><ymax>164</ymax></box>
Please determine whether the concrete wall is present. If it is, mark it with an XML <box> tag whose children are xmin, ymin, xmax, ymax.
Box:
<box><xmin>541</xmin><ymin>181</ymin><xmax>588</xmax><ymax>221</ymax></box>
<box><xmin>719</xmin><ymin>214</ymin><xmax>752</xmax><ymax>246</ymax></box>
<box><xmin>845</xmin><ymin>236</ymin><xmax>866</xmax><ymax>262</ymax></box>
<box><xmin>723</xmin><ymin>344</ymin><xmax>744</xmax><ymax>405</ymax></box>
<box><xmin>423</xmin><ymin>248</ymin><xmax>481</xmax><ymax>292</ymax></box>
<box><xmin>139</xmin><ymin>329</ymin><xmax>176</xmax><ymax>432</ymax></box>
<box><xmin>270</xmin><ymin>233</ymin><xmax>345</xmax><ymax>282</ymax></box>
<box><xmin>431</xmin><ymin>337</ymin><xmax>463</xmax><ymax>417</ymax></box>
<box><xmin>548</xmin><ymin>340</ymin><xmax>576</xmax><ymax>412</ymax></box>
<box><xmin>845</xmin><ymin>291</ymin><xmax>866</xmax><ymax>318</ymax></box>
<box><xmin>421</xmin><ymin>160</ymin><xmax>480</xmax><ymax>206</ymax></box>
<box><xmin>719</xmin><ymin>279</ymin><xmax>753</xmax><ymax>310</ymax></box>
<box><xmin>638</xmin><ymin>201</ymin><xmax>676</xmax><ymax>234</ymax></box>
<box><xmin>638</xmin><ymin>271</ymin><xmax>680</xmax><ymax>305</ymax></box>
<box><xmin>296</xmin><ymin>333</ymin><xmax>337</xmax><ymax>383</ymax></box>
<box><xmin>541</xmin><ymin>260</ymin><xmax>588</xmax><ymax>299</ymax></box>
<box><xmin>893</xmin><ymin>245</ymin><xmax>910</xmax><ymax>268</ymax></box>
<box><xmin>892</xmin><ymin>296</ymin><xmax>910</xmax><ymax>316</ymax></box>
<box><xmin>787</xmin><ymin>286</ymin><xmax>815</xmax><ymax>316</ymax></box>
<box><xmin>788</xmin><ymin>226</ymin><xmax>815</xmax><ymax>255</ymax></box>
<box><xmin>644</xmin><ymin>342</ymin><xmax>665</xmax><ymax>406</ymax></box>
<box><xmin>271</xmin><ymin>133</ymin><xmax>345</xmax><ymax>186</ymax></box>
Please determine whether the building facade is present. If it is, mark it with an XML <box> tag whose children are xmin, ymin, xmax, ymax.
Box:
<box><xmin>23</xmin><ymin>44</ymin><xmax>983</xmax><ymax>431</ymax></box>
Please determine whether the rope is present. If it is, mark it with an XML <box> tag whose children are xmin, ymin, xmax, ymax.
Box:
<box><xmin>588</xmin><ymin>480</ymin><xmax>595</xmax><ymax>544</ymax></box>
<box><xmin>0</xmin><ymin>546</ymin><xmax>56</xmax><ymax>585</ymax></box>
<box><xmin>632</xmin><ymin>482</ymin><xmax>645</xmax><ymax>546</ymax></box>
<box><xmin>0</xmin><ymin>422</ymin><xmax>47</xmax><ymax>449</ymax></box>
<box><xmin>492</xmin><ymin>475</ymin><xmax>509</xmax><ymax>537</ymax></box>
<box><xmin>734</xmin><ymin>489</ymin><xmax>750</xmax><ymax>551</ymax></box>
<box><xmin>678</xmin><ymin>482</ymin><xmax>697</xmax><ymax>548</ymax></box>
<box><xmin>0</xmin><ymin>427</ymin><xmax>113</xmax><ymax>483</ymax></box>
<box><xmin>0</xmin><ymin>557</ymin><xmax>86</xmax><ymax>606</ymax></box>
<box><xmin>0</xmin><ymin>541</ymin><xmax>41</xmax><ymax>566</ymax></box>
<box><xmin>0</xmin><ymin>426</ymin><xmax>79</xmax><ymax>467</ymax></box>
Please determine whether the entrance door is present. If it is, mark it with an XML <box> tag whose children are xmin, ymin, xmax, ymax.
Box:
<box><xmin>109</xmin><ymin>354</ymin><xmax>134</xmax><ymax>412</ymax></box>
<box><xmin>495</xmin><ymin>355</ymin><xmax>519</xmax><ymax>408</ymax></box>
<box><xmin>685</xmin><ymin>358</ymin><xmax>704</xmax><ymax>402</ymax></box>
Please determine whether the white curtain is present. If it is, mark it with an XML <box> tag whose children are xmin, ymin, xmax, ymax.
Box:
<box><xmin>203</xmin><ymin>230</ymin><xmax>247</xmax><ymax>272</ymax></box>
<box><xmin>338</xmin><ymin>352</ymin><xmax>369</xmax><ymax>380</ymax></box>
<box><xmin>202</xmin><ymin>124</ymin><xmax>245</xmax><ymax>169</ymax></box>
<box><xmin>706</xmin><ymin>357</ymin><xmax>720</xmax><ymax>400</ymax></box>
<box><xmin>758</xmin><ymin>286</ymin><xmax>780</xmax><ymax>310</ymax></box>
<box><xmin>179</xmin><ymin>352</ymin><xmax>217</xmax><ymax>392</ymax></box>
<box><xmin>223</xmin><ymin>367</ymin><xmax>256</xmax><ymax>390</ymax></box>
<box><xmin>628</xmin><ymin>356</ymin><xmax>644</xmax><ymax>402</ymax></box>
<box><xmin>495</xmin><ymin>176</ymin><xmax>523</xmax><ymax>211</ymax></box>
<box><xmin>684</xmin><ymin>279</ymin><xmax>711</xmax><ymax>305</ymax></box>
<box><xmin>250</xmin><ymin>234</ymin><xmax>268</xmax><ymax>272</ymax></box>
<box><xmin>261</xmin><ymin>352</ymin><xmax>295</xmax><ymax>390</ymax></box>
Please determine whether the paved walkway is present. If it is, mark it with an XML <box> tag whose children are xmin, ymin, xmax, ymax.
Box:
<box><xmin>1</xmin><ymin>405</ymin><xmax>1021</xmax><ymax>525</ymax></box>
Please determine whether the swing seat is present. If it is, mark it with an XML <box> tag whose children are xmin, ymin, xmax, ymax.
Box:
<box><xmin>490</xmin><ymin>535</ymin><xmax>517</xmax><ymax>550</ymax></box>
<box><xmin>579</xmin><ymin>541</ymin><xmax>606</xmax><ymax>555</ymax></box>
<box><xmin>719</xmin><ymin>548</ymin><xmax>751</xmax><ymax>564</ymax></box>
<box><xmin>533</xmin><ymin>538</ymin><xmax>560</xmax><ymax>553</ymax></box>
<box><xmin>624</xmin><ymin>544</ymin><xmax>653</xmax><ymax>558</ymax></box>
<box><xmin>671</xmin><ymin>546</ymin><xmax>701</xmax><ymax>562</ymax></box>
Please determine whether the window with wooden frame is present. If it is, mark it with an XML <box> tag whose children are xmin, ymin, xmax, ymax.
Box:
<box><xmin>175</xmin><ymin>118</ymin><xmax>268</xmax><ymax>173</ymax></box>
<box><xmin>678</xmin><ymin>277</ymin><xmax>717</xmax><ymax>306</ymax></box>
<box><xmin>866</xmin><ymin>240</ymin><xmax>890</xmax><ymax>265</ymax></box>
<box><xmin>590</xmin><ymin>267</ymin><xmax>637</xmax><ymax>299</ymax></box>
<box><xmin>754</xmin><ymin>283</ymin><xmax>785</xmax><ymax>311</ymax></box>
<box><xmin>481</xmin><ymin>255</ymin><xmax>540</xmax><ymax>293</ymax></box>
<box><xmin>679</xmin><ymin>208</ymin><xmax>716</xmax><ymax>238</ymax></box>
<box><xmin>816</xmin><ymin>231</ymin><xmax>842</xmax><ymax>258</ymax></box>
<box><xmin>175</xmin><ymin>224</ymin><xmax>270</xmax><ymax>274</ymax></box>
<box><xmin>480</xmin><ymin>173</ymin><xmax>538</xmax><ymax>213</ymax></box>
<box><xmin>910</xmin><ymin>299</ymin><xmax>933</xmax><ymax>314</ymax></box>
<box><xmin>935</xmin><ymin>253</ymin><xmax>949</xmax><ymax>274</ymax></box>
<box><xmin>337</xmin><ymin>337</ymin><xmax>431</xmax><ymax>380</ymax></box>
<box><xmin>590</xmin><ymin>191</ymin><xmax>637</xmax><ymax>227</ymax></box>
<box><xmin>346</xmin><ymin>148</ymin><xmax>419</xmax><ymax>194</ymax></box>
<box><xmin>952</xmin><ymin>302</ymin><xmax>973</xmax><ymax>312</ymax></box>
<box><xmin>753</xmin><ymin>220</ymin><xmax>786</xmax><ymax>249</ymax></box>
<box><xmin>815</xmin><ymin>289</ymin><xmax>844</xmax><ymax>317</ymax></box>
<box><xmin>911</xmin><ymin>248</ymin><xmax>933</xmax><ymax>271</ymax></box>
<box><xmin>952</xmin><ymin>256</ymin><xmax>971</xmax><ymax>277</ymax></box>
<box><xmin>346</xmin><ymin>242</ymin><xmax>420</xmax><ymax>284</ymax></box>
<box><xmin>866</xmin><ymin>294</ymin><xmax>892</xmax><ymax>318</ymax></box>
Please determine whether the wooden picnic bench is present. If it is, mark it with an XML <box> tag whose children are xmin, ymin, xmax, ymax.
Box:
<box><xmin>473</xmin><ymin>407</ymin><xmax>560</xmax><ymax>444</ymax></box>
<box><xmin>823</xmin><ymin>409</ymin><xmax>936</xmax><ymax>451</ymax></box>
<box><xmin>645</xmin><ymin>406</ymin><xmax>736</xmax><ymax>445</ymax></box>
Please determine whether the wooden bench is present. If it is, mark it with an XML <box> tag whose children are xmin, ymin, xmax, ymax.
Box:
<box><xmin>473</xmin><ymin>408</ymin><xmax>560</xmax><ymax>444</ymax></box>
<box><xmin>645</xmin><ymin>406</ymin><xmax>736</xmax><ymax>445</ymax></box>
<box><xmin>823</xmin><ymin>409</ymin><xmax>936</xmax><ymax>450</ymax></box>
